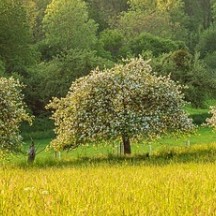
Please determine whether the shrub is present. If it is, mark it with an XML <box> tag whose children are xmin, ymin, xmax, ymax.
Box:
<box><xmin>129</xmin><ymin>33</ymin><xmax>185</xmax><ymax>57</ymax></box>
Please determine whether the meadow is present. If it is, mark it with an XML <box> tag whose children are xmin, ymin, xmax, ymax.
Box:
<box><xmin>1</xmin><ymin>104</ymin><xmax>216</xmax><ymax>216</ymax></box>
<box><xmin>1</xmin><ymin>140</ymin><xmax>216</xmax><ymax>215</ymax></box>
<box><xmin>1</xmin><ymin>145</ymin><xmax>216</xmax><ymax>216</ymax></box>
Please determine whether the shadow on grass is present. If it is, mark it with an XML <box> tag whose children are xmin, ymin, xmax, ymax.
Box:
<box><xmin>7</xmin><ymin>144</ymin><xmax>216</xmax><ymax>169</ymax></box>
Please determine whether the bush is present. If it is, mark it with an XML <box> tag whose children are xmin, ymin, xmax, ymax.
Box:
<box><xmin>189</xmin><ymin>113</ymin><xmax>211</xmax><ymax>125</ymax></box>
<box><xmin>98</xmin><ymin>29</ymin><xmax>126</xmax><ymax>61</ymax></box>
<box><xmin>129</xmin><ymin>33</ymin><xmax>185</xmax><ymax>57</ymax></box>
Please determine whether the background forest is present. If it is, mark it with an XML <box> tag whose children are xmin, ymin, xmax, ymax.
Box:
<box><xmin>1</xmin><ymin>0</ymin><xmax>216</xmax><ymax>117</ymax></box>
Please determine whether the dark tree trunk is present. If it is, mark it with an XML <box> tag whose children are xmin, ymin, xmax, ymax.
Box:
<box><xmin>122</xmin><ymin>134</ymin><xmax>131</xmax><ymax>155</ymax></box>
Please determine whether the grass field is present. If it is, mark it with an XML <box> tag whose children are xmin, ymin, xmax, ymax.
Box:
<box><xmin>1</xmin><ymin>153</ymin><xmax>216</xmax><ymax>215</ymax></box>
<box><xmin>1</xmin><ymin>140</ymin><xmax>216</xmax><ymax>215</ymax></box>
<box><xmin>1</xmin><ymin>104</ymin><xmax>216</xmax><ymax>215</ymax></box>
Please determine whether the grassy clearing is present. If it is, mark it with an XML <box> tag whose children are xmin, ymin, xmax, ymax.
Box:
<box><xmin>5</xmin><ymin>142</ymin><xmax>216</xmax><ymax>168</ymax></box>
<box><xmin>16</xmin><ymin>126</ymin><xmax>216</xmax><ymax>164</ymax></box>
<box><xmin>185</xmin><ymin>99</ymin><xmax>216</xmax><ymax>115</ymax></box>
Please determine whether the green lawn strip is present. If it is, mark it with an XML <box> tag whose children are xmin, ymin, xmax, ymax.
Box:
<box><xmin>17</xmin><ymin>126</ymin><xmax>216</xmax><ymax>163</ymax></box>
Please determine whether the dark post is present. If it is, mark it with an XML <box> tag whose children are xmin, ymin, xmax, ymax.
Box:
<box><xmin>28</xmin><ymin>141</ymin><xmax>36</xmax><ymax>164</ymax></box>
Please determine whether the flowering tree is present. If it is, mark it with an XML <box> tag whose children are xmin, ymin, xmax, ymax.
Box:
<box><xmin>206</xmin><ymin>107</ymin><xmax>216</xmax><ymax>129</ymax></box>
<box><xmin>0</xmin><ymin>77</ymin><xmax>32</xmax><ymax>153</ymax></box>
<box><xmin>47</xmin><ymin>57</ymin><xmax>194</xmax><ymax>154</ymax></box>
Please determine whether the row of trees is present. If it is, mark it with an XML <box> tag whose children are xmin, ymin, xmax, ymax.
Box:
<box><xmin>1</xmin><ymin>0</ymin><xmax>216</xmax><ymax>115</ymax></box>
<box><xmin>0</xmin><ymin>57</ymin><xmax>195</xmax><ymax>154</ymax></box>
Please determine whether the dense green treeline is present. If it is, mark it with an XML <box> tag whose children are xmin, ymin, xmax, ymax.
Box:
<box><xmin>0</xmin><ymin>0</ymin><xmax>216</xmax><ymax>115</ymax></box>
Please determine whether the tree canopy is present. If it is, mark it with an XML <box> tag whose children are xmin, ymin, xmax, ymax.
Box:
<box><xmin>47</xmin><ymin>57</ymin><xmax>194</xmax><ymax>154</ymax></box>
<box><xmin>0</xmin><ymin>0</ymin><xmax>35</xmax><ymax>74</ymax></box>
<box><xmin>43</xmin><ymin>0</ymin><xmax>98</xmax><ymax>55</ymax></box>
<box><xmin>0</xmin><ymin>0</ymin><xmax>216</xmax><ymax>117</ymax></box>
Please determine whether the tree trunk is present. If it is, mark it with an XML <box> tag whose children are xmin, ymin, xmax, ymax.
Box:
<box><xmin>122</xmin><ymin>134</ymin><xmax>131</xmax><ymax>155</ymax></box>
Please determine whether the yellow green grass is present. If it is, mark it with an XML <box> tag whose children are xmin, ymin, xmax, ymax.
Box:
<box><xmin>1</xmin><ymin>163</ymin><xmax>216</xmax><ymax>215</ymax></box>
<box><xmin>1</xmin><ymin>144</ymin><xmax>216</xmax><ymax>216</ymax></box>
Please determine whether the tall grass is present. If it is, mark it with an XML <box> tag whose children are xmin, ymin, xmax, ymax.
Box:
<box><xmin>1</xmin><ymin>142</ymin><xmax>216</xmax><ymax>215</ymax></box>
<box><xmin>1</xmin><ymin>161</ymin><xmax>216</xmax><ymax>215</ymax></box>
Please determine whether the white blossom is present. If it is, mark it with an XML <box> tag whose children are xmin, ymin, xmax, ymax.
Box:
<box><xmin>47</xmin><ymin>57</ymin><xmax>194</xmax><ymax>151</ymax></box>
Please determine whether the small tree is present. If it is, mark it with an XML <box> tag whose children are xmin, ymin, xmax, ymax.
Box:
<box><xmin>0</xmin><ymin>77</ymin><xmax>32</xmax><ymax>153</ymax></box>
<box><xmin>47</xmin><ymin>57</ymin><xmax>194</xmax><ymax>154</ymax></box>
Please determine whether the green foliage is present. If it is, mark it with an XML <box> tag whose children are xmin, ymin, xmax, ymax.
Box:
<box><xmin>182</xmin><ymin>0</ymin><xmax>213</xmax><ymax>49</ymax></box>
<box><xmin>43</xmin><ymin>0</ymin><xmax>98</xmax><ymax>56</ymax></box>
<box><xmin>154</xmin><ymin>51</ymin><xmax>216</xmax><ymax>107</ymax></box>
<box><xmin>0</xmin><ymin>0</ymin><xmax>215</xmax><ymax>118</ymax></box>
<box><xmin>98</xmin><ymin>29</ymin><xmax>126</xmax><ymax>61</ymax></box>
<box><xmin>203</xmin><ymin>51</ymin><xmax>216</xmax><ymax>69</ymax></box>
<box><xmin>20</xmin><ymin>117</ymin><xmax>54</xmax><ymax>140</ymax></box>
<box><xmin>0</xmin><ymin>77</ymin><xmax>32</xmax><ymax>153</ymax></box>
<box><xmin>170</xmin><ymin>49</ymin><xmax>192</xmax><ymax>70</ymax></box>
<box><xmin>24</xmin><ymin>49</ymin><xmax>113</xmax><ymax>115</ymax></box>
<box><xmin>29</xmin><ymin>0</ymin><xmax>52</xmax><ymax>42</ymax></box>
<box><xmin>129</xmin><ymin>33</ymin><xmax>185</xmax><ymax>57</ymax></box>
<box><xmin>0</xmin><ymin>60</ymin><xmax>5</xmax><ymax>76</ymax></box>
<box><xmin>85</xmin><ymin>0</ymin><xmax>128</xmax><ymax>31</ymax></box>
<box><xmin>0</xmin><ymin>0</ymin><xmax>35</xmax><ymax>74</ymax></box>
<box><xmin>47</xmin><ymin>57</ymin><xmax>194</xmax><ymax>152</ymax></box>
<box><xmin>189</xmin><ymin>113</ymin><xmax>211</xmax><ymax>125</ymax></box>
<box><xmin>117</xmin><ymin>10</ymin><xmax>172</xmax><ymax>38</ymax></box>
<box><xmin>117</xmin><ymin>0</ymin><xmax>187</xmax><ymax>40</ymax></box>
<box><xmin>183</xmin><ymin>0</ymin><xmax>212</xmax><ymax>30</ymax></box>
<box><xmin>196</xmin><ymin>26</ymin><xmax>216</xmax><ymax>58</ymax></box>
<box><xmin>213</xmin><ymin>1</ymin><xmax>216</xmax><ymax>24</ymax></box>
